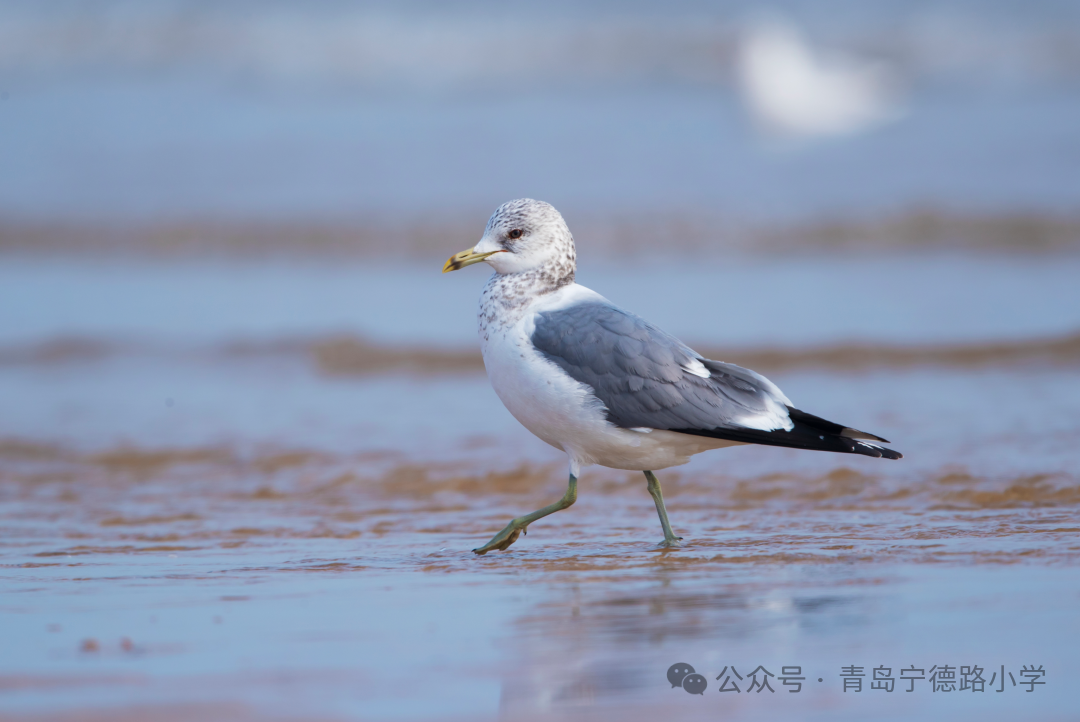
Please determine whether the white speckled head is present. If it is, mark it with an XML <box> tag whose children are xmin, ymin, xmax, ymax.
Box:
<box><xmin>473</xmin><ymin>199</ymin><xmax>576</xmax><ymax>280</ymax></box>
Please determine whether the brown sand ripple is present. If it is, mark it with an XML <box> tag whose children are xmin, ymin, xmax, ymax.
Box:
<box><xmin>4</xmin><ymin>208</ymin><xmax>1080</xmax><ymax>258</ymax></box>
<box><xmin>2</xmin><ymin>440</ymin><xmax>1078</xmax><ymax>569</ymax></box>
<box><xmin>4</xmin><ymin>329</ymin><xmax>1078</xmax><ymax>374</ymax></box>
<box><xmin>309</xmin><ymin>331</ymin><xmax>1080</xmax><ymax>375</ymax></box>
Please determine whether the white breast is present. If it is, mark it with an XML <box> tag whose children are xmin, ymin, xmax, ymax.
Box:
<box><xmin>479</xmin><ymin>283</ymin><xmax>740</xmax><ymax>474</ymax></box>
<box><xmin>480</xmin><ymin>285</ymin><xmax>606</xmax><ymax>452</ymax></box>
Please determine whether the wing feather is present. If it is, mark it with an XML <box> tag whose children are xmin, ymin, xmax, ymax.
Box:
<box><xmin>531</xmin><ymin>302</ymin><xmax>792</xmax><ymax>432</ymax></box>
<box><xmin>530</xmin><ymin>300</ymin><xmax>902</xmax><ymax>460</ymax></box>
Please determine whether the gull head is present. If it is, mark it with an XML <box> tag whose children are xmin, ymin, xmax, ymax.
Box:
<box><xmin>443</xmin><ymin>198</ymin><xmax>576</xmax><ymax>277</ymax></box>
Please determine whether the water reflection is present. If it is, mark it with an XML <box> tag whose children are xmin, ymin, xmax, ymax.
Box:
<box><xmin>497</xmin><ymin>563</ymin><xmax>1076</xmax><ymax>720</ymax></box>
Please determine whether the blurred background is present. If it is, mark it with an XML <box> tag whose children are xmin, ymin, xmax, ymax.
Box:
<box><xmin>2</xmin><ymin>0</ymin><xmax>1079</xmax><ymax>240</ymax></box>
<box><xmin>1</xmin><ymin>2</ymin><xmax>1079</xmax><ymax>721</ymax></box>
<box><xmin>2</xmin><ymin>0</ymin><xmax>1079</xmax><ymax>446</ymax></box>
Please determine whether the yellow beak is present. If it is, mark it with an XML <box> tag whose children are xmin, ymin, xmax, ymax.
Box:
<box><xmin>442</xmin><ymin>247</ymin><xmax>504</xmax><ymax>273</ymax></box>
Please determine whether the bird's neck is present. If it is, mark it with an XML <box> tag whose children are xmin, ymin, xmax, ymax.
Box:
<box><xmin>478</xmin><ymin>263</ymin><xmax>576</xmax><ymax>335</ymax></box>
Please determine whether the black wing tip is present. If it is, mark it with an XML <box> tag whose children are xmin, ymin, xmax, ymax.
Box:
<box><xmin>669</xmin><ymin>425</ymin><xmax>904</xmax><ymax>460</ymax></box>
<box><xmin>787</xmin><ymin>406</ymin><xmax>895</xmax><ymax>449</ymax></box>
<box><xmin>851</xmin><ymin>441</ymin><xmax>903</xmax><ymax>460</ymax></box>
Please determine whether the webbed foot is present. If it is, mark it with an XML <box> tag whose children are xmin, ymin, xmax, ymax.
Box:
<box><xmin>471</xmin><ymin>474</ymin><xmax>578</xmax><ymax>555</ymax></box>
<box><xmin>472</xmin><ymin>521</ymin><xmax>527</xmax><ymax>555</ymax></box>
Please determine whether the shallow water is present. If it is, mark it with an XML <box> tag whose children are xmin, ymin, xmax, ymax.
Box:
<box><xmin>3</xmin><ymin>442</ymin><xmax>1078</xmax><ymax>721</ymax></box>
<box><xmin>4</xmin><ymin>0</ymin><xmax>1079</xmax><ymax>714</ymax></box>
<box><xmin>1</xmin><ymin>254</ymin><xmax>1078</xmax><ymax>720</ymax></box>
<box><xmin>4</xmin><ymin>18</ymin><xmax>1080</xmax><ymax>222</ymax></box>
<box><xmin>4</xmin><ymin>254</ymin><xmax>1080</xmax><ymax>347</ymax></box>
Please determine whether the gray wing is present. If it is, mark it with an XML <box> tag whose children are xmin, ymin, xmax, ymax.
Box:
<box><xmin>530</xmin><ymin>300</ymin><xmax>903</xmax><ymax>459</ymax></box>
<box><xmin>530</xmin><ymin>301</ymin><xmax>793</xmax><ymax>433</ymax></box>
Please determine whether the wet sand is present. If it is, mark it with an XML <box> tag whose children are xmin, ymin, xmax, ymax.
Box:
<box><xmin>308</xmin><ymin>329</ymin><xmax>1080</xmax><ymax>376</ymax></box>
<box><xmin>4</xmin><ymin>209</ymin><xmax>1080</xmax><ymax>259</ymax></box>
<box><xmin>3</xmin><ymin>438</ymin><xmax>1078</xmax><ymax>721</ymax></box>
<box><xmin>2</xmin><ymin>257</ymin><xmax>1078</xmax><ymax>721</ymax></box>
<box><xmin>4</xmin><ymin>1</ymin><xmax>1080</xmax><ymax>714</ymax></box>
<box><xmin>6</xmin><ymin>327</ymin><xmax>1080</xmax><ymax>379</ymax></box>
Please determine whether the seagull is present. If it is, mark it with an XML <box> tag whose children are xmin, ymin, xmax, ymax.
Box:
<box><xmin>443</xmin><ymin>199</ymin><xmax>901</xmax><ymax>555</ymax></box>
<box><xmin>736</xmin><ymin>17</ymin><xmax>902</xmax><ymax>139</ymax></box>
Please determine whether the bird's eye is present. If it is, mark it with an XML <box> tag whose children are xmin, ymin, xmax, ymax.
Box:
<box><xmin>507</xmin><ymin>229</ymin><xmax>523</xmax><ymax>240</ymax></box>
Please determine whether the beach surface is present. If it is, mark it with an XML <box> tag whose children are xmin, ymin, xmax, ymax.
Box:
<box><xmin>2</xmin><ymin>253</ymin><xmax>1078</xmax><ymax>721</ymax></box>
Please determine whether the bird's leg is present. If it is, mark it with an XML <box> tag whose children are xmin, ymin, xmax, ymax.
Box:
<box><xmin>644</xmin><ymin>470</ymin><xmax>683</xmax><ymax>548</ymax></box>
<box><xmin>472</xmin><ymin>474</ymin><xmax>578</xmax><ymax>555</ymax></box>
